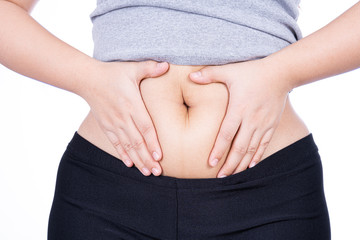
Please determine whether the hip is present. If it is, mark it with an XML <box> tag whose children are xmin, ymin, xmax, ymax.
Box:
<box><xmin>49</xmin><ymin>131</ymin><xmax>330</xmax><ymax>239</ymax></box>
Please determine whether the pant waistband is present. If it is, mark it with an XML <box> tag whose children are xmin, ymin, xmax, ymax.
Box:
<box><xmin>64</xmin><ymin>132</ymin><xmax>319</xmax><ymax>190</ymax></box>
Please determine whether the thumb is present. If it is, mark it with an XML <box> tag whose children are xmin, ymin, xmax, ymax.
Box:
<box><xmin>137</xmin><ymin>61</ymin><xmax>169</xmax><ymax>79</ymax></box>
<box><xmin>189</xmin><ymin>65</ymin><xmax>226</xmax><ymax>84</ymax></box>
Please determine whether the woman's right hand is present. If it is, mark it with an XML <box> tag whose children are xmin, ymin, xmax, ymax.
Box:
<box><xmin>80</xmin><ymin>60</ymin><xmax>169</xmax><ymax>176</ymax></box>
<box><xmin>0</xmin><ymin>1</ymin><xmax>168</xmax><ymax>176</ymax></box>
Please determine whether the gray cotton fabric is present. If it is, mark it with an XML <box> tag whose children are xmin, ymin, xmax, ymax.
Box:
<box><xmin>90</xmin><ymin>0</ymin><xmax>302</xmax><ymax>65</ymax></box>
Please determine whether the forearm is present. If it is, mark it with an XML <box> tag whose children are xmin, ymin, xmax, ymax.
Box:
<box><xmin>0</xmin><ymin>1</ymin><xmax>100</xmax><ymax>97</ymax></box>
<box><xmin>265</xmin><ymin>2</ymin><xmax>360</xmax><ymax>91</ymax></box>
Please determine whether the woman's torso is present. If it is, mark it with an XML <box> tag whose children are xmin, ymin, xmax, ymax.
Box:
<box><xmin>77</xmin><ymin>64</ymin><xmax>310</xmax><ymax>178</ymax></box>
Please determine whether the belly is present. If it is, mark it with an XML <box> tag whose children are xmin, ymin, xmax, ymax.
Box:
<box><xmin>139</xmin><ymin>65</ymin><xmax>230</xmax><ymax>177</ymax></box>
<box><xmin>77</xmin><ymin>63</ymin><xmax>310</xmax><ymax>178</ymax></box>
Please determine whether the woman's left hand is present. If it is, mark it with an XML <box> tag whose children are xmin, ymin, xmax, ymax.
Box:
<box><xmin>189</xmin><ymin>59</ymin><xmax>291</xmax><ymax>178</ymax></box>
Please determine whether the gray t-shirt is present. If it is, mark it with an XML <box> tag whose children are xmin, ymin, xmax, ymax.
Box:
<box><xmin>90</xmin><ymin>0</ymin><xmax>302</xmax><ymax>65</ymax></box>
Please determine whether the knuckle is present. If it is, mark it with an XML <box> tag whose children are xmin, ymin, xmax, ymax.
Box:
<box><xmin>219</xmin><ymin>129</ymin><xmax>234</xmax><ymax>142</ymax></box>
<box><xmin>116</xmin><ymin>124</ymin><xmax>126</xmax><ymax>132</ymax></box>
<box><xmin>104</xmin><ymin>130</ymin><xmax>117</xmax><ymax>142</ymax></box>
<box><xmin>123</xmin><ymin>138</ymin><xmax>146</xmax><ymax>152</ymax></box>
<box><xmin>233</xmin><ymin>145</ymin><xmax>247</xmax><ymax>155</ymax></box>
<box><xmin>121</xmin><ymin>101</ymin><xmax>133</xmax><ymax>113</ymax></box>
<box><xmin>260</xmin><ymin>140</ymin><xmax>270</xmax><ymax>148</ymax></box>
<box><xmin>117</xmin><ymin>120</ymin><xmax>130</xmax><ymax>131</ymax></box>
<box><xmin>261</xmin><ymin>115</ymin><xmax>273</xmax><ymax>125</ymax></box>
<box><xmin>115</xmin><ymin>146</ymin><xmax>125</xmax><ymax>156</ymax></box>
<box><xmin>133</xmin><ymin>138</ymin><xmax>146</xmax><ymax>150</ymax></box>
<box><xmin>113</xmin><ymin>140</ymin><xmax>122</xmax><ymax>148</ymax></box>
<box><xmin>139</xmin><ymin>123</ymin><xmax>153</xmax><ymax>136</ymax></box>
<box><xmin>108</xmin><ymin>136</ymin><xmax>122</xmax><ymax>148</ymax></box>
<box><xmin>247</xmin><ymin>145</ymin><xmax>257</xmax><ymax>154</ymax></box>
<box><xmin>123</xmin><ymin>142</ymin><xmax>133</xmax><ymax>152</ymax></box>
<box><xmin>100</xmin><ymin>120</ymin><xmax>113</xmax><ymax>131</ymax></box>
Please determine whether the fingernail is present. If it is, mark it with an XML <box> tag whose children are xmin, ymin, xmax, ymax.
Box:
<box><xmin>151</xmin><ymin>167</ymin><xmax>160</xmax><ymax>176</ymax></box>
<box><xmin>210</xmin><ymin>158</ymin><xmax>219</xmax><ymax>167</ymax></box>
<box><xmin>219</xmin><ymin>174</ymin><xmax>227</xmax><ymax>178</ymax></box>
<box><xmin>190</xmin><ymin>71</ymin><xmax>202</xmax><ymax>78</ymax></box>
<box><xmin>152</xmin><ymin>151</ymin><xmax>160</xmax><ymax>161</ymax></box>
<box><xmin>142</xmin><ymin>167</ymin><xmax>150</xmax><ymax>176</ymax></box>
<box><xmin>125</xmin><ymin>159</ymin><xmax>132</xmax><ymax>167</ymax></box>
<box><xmin>249</xmin><ymin>162</ymin><xmax>256</xmax><ymax>168</ymax></box>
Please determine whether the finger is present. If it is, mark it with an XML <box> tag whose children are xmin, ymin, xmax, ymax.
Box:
<box><xmin>233</xmin><ymin>129</ymin><xmax>264</xmax><ymax>174</ymax></box>
<box><xmin>208</xmin><ymin>100</ymin><xmax>243</xmax><ymax>168</ymax></box>
<box><xmin>132</xmin><ymin>98</ymin><xmax>162</xmax><ymax>162</ymax></box>
<box><xmin>120</xmin><ymin>118</ymin><xmax>162</xmax><ymax>176</ymax></box>
<box><xmin>248</xmin><ymin>128</ymin><xmax>275</xmax><ymax>168</ymax></box>
<box><xmin>189</xmin><ymin>65</ymin><xmax>231</xmax><ymax>84</ymax></box>
<box><xmin>116</xmin><ymin>129</ymin><xmax>151</xmax><ymax>176</ymax></box>
<box><xmin>216</xmin><ymin>127</ymin><xmax>255</xmax><ymax>178</ymax></box>
<box><xmin>104</xmin><ymin>130</ymin><xmax>133</xmax><ymax>167</ymax></box>
<box><xmin>136</xmin><ymin>61</ymin><xmax>169</xmax><ymax>81</ymax></box>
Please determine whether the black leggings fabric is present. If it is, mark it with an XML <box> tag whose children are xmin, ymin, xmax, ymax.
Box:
<box><xmin>48</xmin><ymin>132</ymin><xmax>331</xmax><ymax>240</ymax></box>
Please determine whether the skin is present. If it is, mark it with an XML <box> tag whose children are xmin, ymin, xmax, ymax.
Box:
<box><xmin>0</xmin><ymin>0</ymin><xmax>168</xmax><ymax>176</ymax></box>
<box><xmin>1</xmin><ymin>0</ymin><xmax>359</xmax><ymax>178</ymax></box>
<box><xmin>188</xmin><ymin>2</ymin><xmax>360</xmax><ymax>178</ymax></box>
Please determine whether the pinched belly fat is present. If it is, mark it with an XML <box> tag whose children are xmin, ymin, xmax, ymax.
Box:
<box><xmin>139</xmin><ymin>65</ymin><xmax>230</xmax><ymax>178</ymax></box>
<box><xmin>77</xmin><ymin>63</ymin><xmax>310</xmax><ymax>179</ymax></box>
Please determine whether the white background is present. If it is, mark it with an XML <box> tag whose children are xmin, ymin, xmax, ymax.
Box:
<box><xmin>0</xmin><ymin>0</ymin><xmax>359</xmax><ymax>239</ymax></box>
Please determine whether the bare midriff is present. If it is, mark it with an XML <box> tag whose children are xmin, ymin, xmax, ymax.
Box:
<box><xmin>77</xmin><ymin>64</ymin><xmax>310</xmax><ymax>178</ymax></box>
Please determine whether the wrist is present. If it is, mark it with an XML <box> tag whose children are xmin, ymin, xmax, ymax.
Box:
<box><xmin>74</xmin><ymin>58</ymin><xmax>105</xmax><ymax>101</ymax></box>
<box><xmin>260</xmin><ymin>55</ymin><xmax>294</xmax><ymax>94</ymax></box>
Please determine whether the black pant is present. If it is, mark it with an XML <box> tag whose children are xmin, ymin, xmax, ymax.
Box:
<box><xmin>48</xmin><ymin>132</ymin><xmax>331</xmax><ymax>240</ymax></box>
